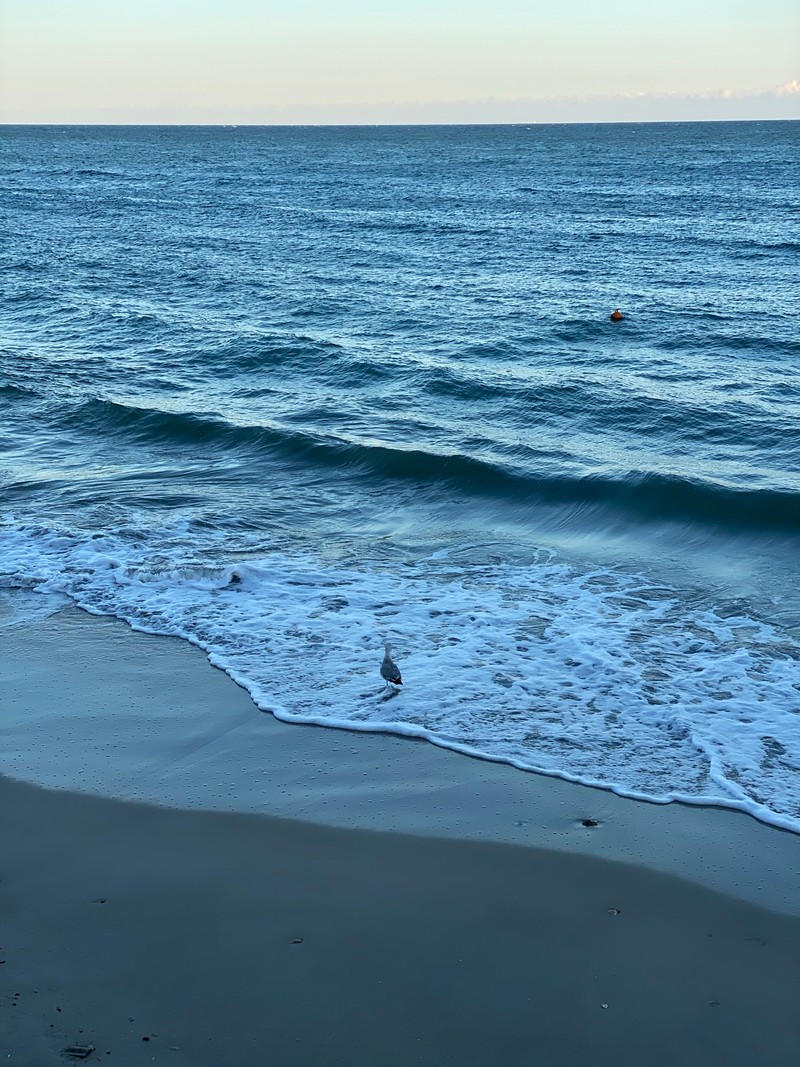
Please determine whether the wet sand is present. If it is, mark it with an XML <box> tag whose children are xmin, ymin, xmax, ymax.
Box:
<box><xmin>2</xmin><ymin>607</ymin><xmax>800</xmax><ymax>1064</ymax></box>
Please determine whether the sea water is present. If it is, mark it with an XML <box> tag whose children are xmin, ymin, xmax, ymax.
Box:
<box><xmin>2</xmin><ymin>122</ymin><xmax>799</xmax><ymax>830</ymax></box>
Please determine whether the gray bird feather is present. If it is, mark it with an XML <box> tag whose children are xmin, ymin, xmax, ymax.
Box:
<box><xmin>380</xmin><ymin>643</ymin><xmax>403</xmax><ymax>685</ymax></box>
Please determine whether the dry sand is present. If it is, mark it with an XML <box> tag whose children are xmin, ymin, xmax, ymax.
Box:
<box><xmin>3</xmin><ymin>777</ymin><xmax>800</xmax><ymax>1067</ymax></box>
<box><xmin>2</xmin><ymin>606</ymin><xmax>800</xmax><ymax>1065</ymax></box>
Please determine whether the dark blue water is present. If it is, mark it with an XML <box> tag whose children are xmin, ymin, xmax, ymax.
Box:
<box><xmin>2</xmin><ymin>122</ymin><xmax>799</xmax><ymax>829</ymax></box>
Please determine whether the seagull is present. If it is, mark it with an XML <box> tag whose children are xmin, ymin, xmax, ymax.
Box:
<box><xmin>380</xmin><ymin>643</ymin><xmax>403</xmax><ymax>688</ymax></box>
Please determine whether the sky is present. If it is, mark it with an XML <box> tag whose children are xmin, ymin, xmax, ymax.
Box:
<box><xmin>1</xmin><ymin>0</ymin><xmax>798</xmax><ymax>123</ymax></box>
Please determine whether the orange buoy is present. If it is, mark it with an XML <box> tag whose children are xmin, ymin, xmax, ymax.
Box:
<box><xmin>610</xmin><ymin>309</ymin><xmax>624</xmax><ymax>322</ymax></box>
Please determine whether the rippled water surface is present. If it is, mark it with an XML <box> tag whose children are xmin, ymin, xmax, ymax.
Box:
<box><xmin>2</xmin><ymin>122</ymin><xmax>799</xmax><ymax>828</ymax></box>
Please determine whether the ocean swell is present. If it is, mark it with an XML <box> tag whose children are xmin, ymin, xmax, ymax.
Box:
<box><xmin>37</xmin><ymin>396</ymin><xmax>800</xmax><ymax>534</ymax></box>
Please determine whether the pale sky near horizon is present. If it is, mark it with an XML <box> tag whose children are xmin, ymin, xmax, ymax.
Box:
<box><xmin>1</xmin><ymin>0</ymin><xmax>798</xmax><ymax>123</ymax></box>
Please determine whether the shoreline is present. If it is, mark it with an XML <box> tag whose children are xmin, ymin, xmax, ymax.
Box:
<box><xmin>3</xmin><ymin>603</ymin><xmax>800</xmax><ymax>1063</ymax></box>
<box><xmin>2</xmin><ymin>604</ymin><xmax>800</xmax><ymax>915</ymax></box>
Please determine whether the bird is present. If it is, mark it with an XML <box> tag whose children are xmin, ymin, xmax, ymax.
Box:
<box><xmin>380</xmin><ymin>643</ymin><xmax>403</xmax><ymax>688</ymax></box>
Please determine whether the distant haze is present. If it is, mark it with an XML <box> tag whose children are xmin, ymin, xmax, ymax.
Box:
<box><xmin>1</xmin><ymin>0</ymin><xmax>798</xmax><ymax>123</ymax></box>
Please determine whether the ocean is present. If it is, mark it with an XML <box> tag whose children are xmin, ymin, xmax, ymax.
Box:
<box><xmin>2</xmin><ymin>121</ymin><xmax>799</xmax><ymax>831</ymax></box>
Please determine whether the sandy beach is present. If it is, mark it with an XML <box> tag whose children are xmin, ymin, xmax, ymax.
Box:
<box><xmin>2</xmin><ymin>607</ymin><xmax>800</xmax><ymax>1065</ymax></box>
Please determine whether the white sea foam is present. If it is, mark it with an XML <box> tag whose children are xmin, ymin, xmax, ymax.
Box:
<box><xmin>2</xmin><ymin>519</ymin><xmax>800</xmax><ymax>832</ymax></box>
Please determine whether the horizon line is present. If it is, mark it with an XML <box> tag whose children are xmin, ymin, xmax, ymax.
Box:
<box><xmin>2</xmin><ymin>117</ymin><xmax>798</xmax><ymax>129</ymax></box>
